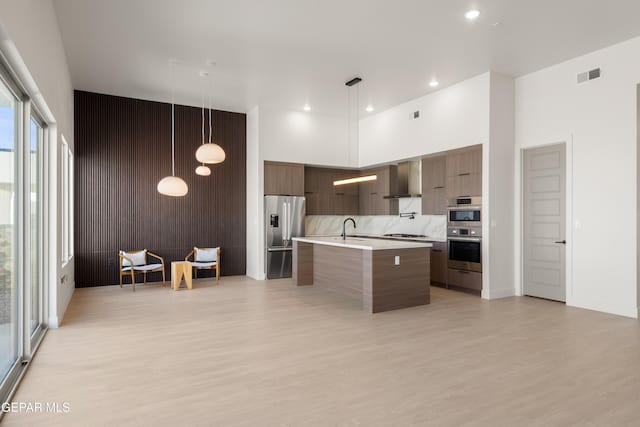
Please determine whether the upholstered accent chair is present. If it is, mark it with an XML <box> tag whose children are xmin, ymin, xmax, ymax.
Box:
<box><xmin>118</xmin><ymin>249</ymin><xmax>165</xmax><ymax>291</ymax></box>
<box><xmin>185</xmin><ymin>247</ymin><xmax>220</xmax><ymax>281</ymax></box>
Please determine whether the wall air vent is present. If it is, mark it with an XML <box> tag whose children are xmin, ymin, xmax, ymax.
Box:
<box><xmin>577</xmin><ymin>68</ymin><xmax>601</xmax><ymax>84</ymax></box>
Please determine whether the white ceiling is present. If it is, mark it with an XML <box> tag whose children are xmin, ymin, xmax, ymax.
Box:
<box><xmin>53</xmin><ymin>0</ymin><xmax>640</xmax><ymax>115</ymax></box>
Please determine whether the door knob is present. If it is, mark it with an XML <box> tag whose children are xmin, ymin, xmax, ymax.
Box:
<box><xmin>555</xmin><ymin>240</ymin><xmax>566</xmax><ymax>244</ymax></box>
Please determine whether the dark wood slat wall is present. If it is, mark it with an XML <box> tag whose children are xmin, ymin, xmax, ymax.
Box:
<box><xmin>74</xmin><ymin>91</ymin><xmax>246</xmax><ymax>287</ymax></box>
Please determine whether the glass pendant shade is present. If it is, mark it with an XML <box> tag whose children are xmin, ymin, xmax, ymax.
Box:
<box><xmin>157</xmin><ymin>176</ymin><xmax>188</xmax><ymax>197</ymax></box>
<box><xmin>195</xmin><ymin>165</ymin><xmax>211</xmax><ymax>176</ymax></box>
<box><xmin>195</xmin><ymin>143</ymin><xmax>226</xmax><ymax>164</ymax></box>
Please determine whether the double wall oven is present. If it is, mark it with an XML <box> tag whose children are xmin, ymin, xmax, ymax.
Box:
<box><xmin>447</xmin><ymin>197</ymin><xmax>482</xmax><ymax>274</ymax></box>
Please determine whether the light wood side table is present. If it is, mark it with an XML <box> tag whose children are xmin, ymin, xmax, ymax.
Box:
<box><xmin>171</xmin><ymin>261</ymin><xmax>193</xmax><ymax>290</ymax></box>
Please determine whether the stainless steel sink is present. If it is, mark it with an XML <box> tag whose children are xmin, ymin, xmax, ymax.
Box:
<box><xmin>331</xmin><ymin>236</ymin><xmax>367</xmax><ymax>242</ymax></box>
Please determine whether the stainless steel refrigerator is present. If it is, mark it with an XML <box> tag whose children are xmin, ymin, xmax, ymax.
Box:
<box><xmin>265</xmin><ymin>195</ymin><xmax>305</xmax><ymax>279</ymax></box>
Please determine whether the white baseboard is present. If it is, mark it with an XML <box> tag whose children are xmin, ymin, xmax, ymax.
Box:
<box><xmin>48</xmin><ymin>315</ymin><xmax>59</xmax><ymax>328</ymax></box>
<box><xmin>482</xmin><ymin>287</ymin><xmax>516</xmax><ymax>300</ymax></box>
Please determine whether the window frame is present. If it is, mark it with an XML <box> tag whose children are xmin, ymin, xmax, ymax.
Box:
<box><xmin>28</xmin><ymin>113</ymin><xmax>46</xmax><ymax>345</ymax></box>
<box><xmin>0</xmin><ymin>53</ymin><xmax>50</xmax><ymax>409</ymax></box>
<box><xmin>61</xmin><ymin>136</ymin><xmax>73</xmax><ymax>266</ymax></box>
<box><xmin>0</xmin><ymin>58</ymin><xmax>26</xmax><ymax>407</ymax></box>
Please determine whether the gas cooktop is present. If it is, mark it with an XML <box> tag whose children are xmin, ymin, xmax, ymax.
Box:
<box><xmin>383</xmin><ymin>233</ymin><xmax>427</xmax><ymax>238</ymax></box>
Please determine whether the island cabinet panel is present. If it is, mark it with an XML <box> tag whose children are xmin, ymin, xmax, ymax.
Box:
<box><xmin>446</xmin><ymin>144</ymin><xmax>482</xmax><ymax>199</ymax></box>
<box><xmin>264</xmin><ymin>161</ymin><xmax>305</xmax><ymax>196</ymax></box>
<box><xmin>293</xmin><ymin>238</ymin><xmax>431</xmax><ymax>313</ymax></box>
<box><xmin>312</xmin><ymin>245</ymin><xmax>364</xmax><ymax>300</ymax></box>
<box><xmin>364</xmin><ymin>248</ymin><xmax>430</xmax><ymax>313</ymax></box>
<box><xmin>292</xmin><ymin>240</ymin><xmax>314</xmax><ymax>286</ymax></box>
<box><xmin>422</xmin><ymin>155</ymin><xmax>447</xmax><ymax>215</ymax></box>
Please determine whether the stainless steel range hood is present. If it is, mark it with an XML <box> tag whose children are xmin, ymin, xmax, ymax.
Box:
<box><xmin>384</xmin><ymin>160</ymin><xmax>422</xmax><ymax>199</ymax></box>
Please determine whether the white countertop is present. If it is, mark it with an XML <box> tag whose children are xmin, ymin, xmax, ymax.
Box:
<box><xmin>347</xmin><ymin>233</ymin><xmax>446</xmax><ymax>243</ymax></box>
<box><xmin>293</xmin><ymin>236</ymin><xmax>433</xmax><ymax>251</ymax></box>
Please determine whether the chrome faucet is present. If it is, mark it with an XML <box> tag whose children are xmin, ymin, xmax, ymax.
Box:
<box><xmin>342</xmin><ymin>217</ymin><xmax>356</xmax><ymax>240</ymax></box>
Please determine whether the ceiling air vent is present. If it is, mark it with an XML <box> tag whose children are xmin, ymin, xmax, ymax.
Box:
<box><xmin>577</xmin><ymin>68</ymin><xmax>601</xmax><ymax>84</ymax></box>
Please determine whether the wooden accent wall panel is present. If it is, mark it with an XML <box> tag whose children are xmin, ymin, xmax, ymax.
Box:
<box><xmin>74</xmin><ymin>91</ymin><xmax>246</xmax><ymax>287</ymax></box>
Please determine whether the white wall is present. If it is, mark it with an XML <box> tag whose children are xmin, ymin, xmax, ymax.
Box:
<box><xmin>245</xmin><ymin>105</ymin><xmax>352</xmax><ymax>279</ymax></box>
<box><xmin>516</xmin><ymin>36</ymin><xmax>640</xmax><ymax>318</ymax></box>
<box><xmin>259</xmin><ymin>106</ymin><xmax>353</xmax><ymax>166</ymax></box>
<box><xmin>0</xmin><ymin>0</ymin><xmax>75</xmax><ymax>326</ymax></box>
<box><xmin>358</xmin><ymin>72</ymin><xmax>518</xmax><ymax>300</ymax></box>
<box><xmin>485</xmin><ymin>73</ymin><xmax>515</xmax><ymax>299</ymax></box>
<box><xmin>358</xmin><ymin>73</ymin><xmax>491</xmax><ymax>166</ymax></box>
<box><xmin>246</xmin><ymin>106</ymin><xmax>261</xmax><ymax>279</ymax></box>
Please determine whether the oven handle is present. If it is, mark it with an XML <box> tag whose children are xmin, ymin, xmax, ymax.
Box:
<box><xmin>447</xmin><ymin>206</ymin><xmax>482</xmax><ymax>211</ymax></box>
<box><xmin>448</xmin><ymin>237</ymin><xmax>482</xmax><ymax>242</ymax></box>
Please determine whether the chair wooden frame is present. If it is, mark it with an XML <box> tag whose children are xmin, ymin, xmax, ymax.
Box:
<box><xmin>185</xmin><ymin>247</ymin><xmax>221</xmax><ymax>281</ymax></box>
<box><xmin>118</xmin><ymin>250</ymin><xmax>166</xmax><ymax>291</ymax></box>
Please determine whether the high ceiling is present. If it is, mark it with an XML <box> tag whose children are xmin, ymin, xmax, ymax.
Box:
<box><xmin>53</xmin><ymin>0</ymin><xmax>640</xmax><ymax>115</ymax></box>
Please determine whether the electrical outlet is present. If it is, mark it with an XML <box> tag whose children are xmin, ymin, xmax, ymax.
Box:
<box><xmin>394</xmin><ymin>256</ymin><xmax>400</xmax><ymax>265</ymax></box>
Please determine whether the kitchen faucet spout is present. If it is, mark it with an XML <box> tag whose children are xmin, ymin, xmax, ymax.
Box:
<box><xmin>342</xmin><ymin>218</ymin><xmax>357</xmax><ymax>240</ymax></box>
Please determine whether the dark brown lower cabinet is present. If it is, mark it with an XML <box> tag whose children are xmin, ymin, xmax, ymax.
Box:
<box><xmin>447</xmin><ymin>268</ymin><xmax>482</xmax><ymax>295</ymax></box>
<box><xmin>430</xmin><ymin>242</ymin><xmax>448</xmax><ymax>286</ymax></box>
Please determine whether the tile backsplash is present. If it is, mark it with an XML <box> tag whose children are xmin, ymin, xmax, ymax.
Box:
<box><xmin>305</xmin><ymin>214</ymin><xmax>446</xmax><ymax>241</ymax></box>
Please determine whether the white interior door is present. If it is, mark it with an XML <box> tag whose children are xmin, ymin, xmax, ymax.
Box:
<box><xmin>523</xmin><ymin>143</ymin><xmax>566</xmax><ymax>302</ymax></box>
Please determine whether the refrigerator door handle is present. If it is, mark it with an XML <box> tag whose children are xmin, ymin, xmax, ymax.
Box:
<box><xmin>267</xmin><ymin>247</ymin><xmax>293</xmax><ymax>252</ymax></box>
<box><xmin>283</xmin><ymin>202</ymin><xmax>289</xmax><ymax>241</ymax></box>
<box><xmin>282</xmin><ymin>202</ymin><xmax>287</xmax><ymax>241</ymax></box>
<box><xmin>287</xmin><ymin>202</ymin><xmax>292</xmax><ymax>240</ymax></box>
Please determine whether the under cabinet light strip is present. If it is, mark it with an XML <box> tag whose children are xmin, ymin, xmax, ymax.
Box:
<box><xmin>333</xmin><ymin>174</ymin><xmax>377</xmax><ymax>186</ymax></box>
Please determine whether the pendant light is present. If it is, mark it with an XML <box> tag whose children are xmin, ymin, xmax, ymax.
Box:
<box><xmin>157</xmin><ymin>63</ymin><xmax>188</xmax><ymax>197</ymax></box>
<box><xmin>195</xmin><ymin>92</ymin><xmax>212</xmax><ymax>176</ymax></box>
<box><xmin>195</xmin><ymin>90</ymin><xmax>226</xmax><ymax>164</ymax></box>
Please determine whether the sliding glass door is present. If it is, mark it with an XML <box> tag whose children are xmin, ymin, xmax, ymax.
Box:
<box><xmin>29</xmin><ymin>117</ymin><xmax>43</xmax><ymax>336</ymax></box>
<box><xmin>0</xmin><ymin>61</ymin><xmax>48</xmax><ymax>403</ymax></box>
<box><xmin>0</xmin><ymin>73</ymin><xmax>19</xmax><ymax>384</ymax></box>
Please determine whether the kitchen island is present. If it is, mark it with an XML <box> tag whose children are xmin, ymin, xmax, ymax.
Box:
<box><xmin>292</xmin><ymin>236</ymin><xmax>432</xmax><ymax>313</ymax></box>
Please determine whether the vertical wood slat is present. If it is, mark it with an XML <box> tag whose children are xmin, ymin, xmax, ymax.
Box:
<box><xmin>74</xmin><ymin>91</ymin><xmax>247</xmax><ymax>287</ymax></box>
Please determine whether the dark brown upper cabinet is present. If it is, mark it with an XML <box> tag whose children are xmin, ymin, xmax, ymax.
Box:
<box><xmin>304</xmin><ymin>167</ymin><xmax>359</xmax><ymax>215</ymax></box>
<box><xmin>446</xmin><ymin>145</ymin><xmax>482</xmax><ymax>199</ymax></box>
<box><xmin>358</xmin><ymin>165</ymin><xmax>398</xmax><ymax>215</ymax></box>
<box><xmin>421</xmin><ymin>155</ymin><xmax>447</xmax><ymax>215</ymax></box>
<box><xmin>264</xmin><ymin>161</ymin><xmax>305</xmax><ymax>196</ymax></box>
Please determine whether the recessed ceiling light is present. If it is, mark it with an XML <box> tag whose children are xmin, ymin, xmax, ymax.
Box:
<box><xmin>366</xmin><ymin>105</ymin><xmax>374</xmax><ymax>112</ymax></box>
<box><xmin>303</xmin><ymin>104</ymin><xmax>311</xmax><ymax>112</ymax></box>
<box><xmin>429</xmin><ymin>80</ymin><xmax>439</xmax><ymax>88</ymax></box>
<box><xmin>465</xmin><ymin>10</ymin><xmax>480</xmax><ymax>20</ymax></box>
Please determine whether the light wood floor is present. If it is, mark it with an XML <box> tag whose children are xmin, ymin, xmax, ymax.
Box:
<box><xmin>4</xmin><ymin>277</ymin><xmax>640</xmax><ymax>426</ymax></box>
